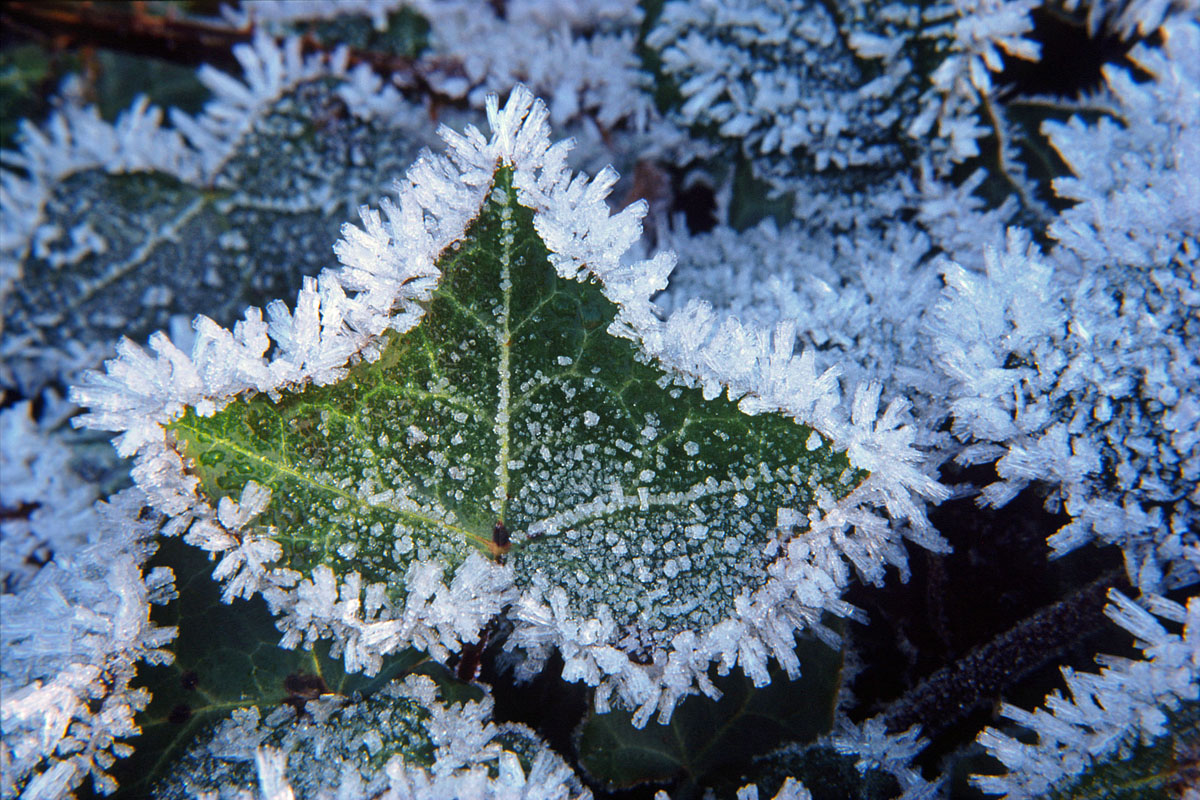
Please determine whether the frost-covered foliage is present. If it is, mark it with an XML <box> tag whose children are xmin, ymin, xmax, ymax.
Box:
<box><xmin>1063</xmin><ymin>0</ymin><xmax>1200</xmax><ymax>36</ymax></box>
<box><xmin>230</xmin><ymin>0</ymin><xmax>653</xmax><ymax>132</ymax></box>
<box><xmin>647</xmin><ymin>0</ymin><xmax>1040</xmax><ymax>188</ymax></box>
<box><xmin>975</xmin><ymin>591</ymin><xmax>1199</xmax><ymax>798</ymax></box>
<box><xmin>928</xmin><ymin>19</ymin><xmax>1200</xmax><ymax>592</ymax></box>
<box><xmin>657</xmin><ymin>218</ymin><xmax>946</xmax><ymax>416</ymax></box>
<box><xmin>739</xmin><ymin>715</ymin><xmax>939</xmax><ymax>800</ymax></box>
<box><xmin>1</xmin><ymin>32</ymin><xmax>440</xmax><ymax>392</ymax></box>
<box><xmin>0</xmin><ymin>401</ymin><xmax>98</xmax><ymax>594</ymax></box>
<box><xmin>71</xmin><ymin>84</ymin><xmax>946</xmax><ymax>730</ymax></box>
<box><xmin>2</xmin><ymin>1</ymin><xmax>1199</xmax><ymax>799</ymax></box>
<box><xmin>0</xmin><ymin>489</ymin><xmax>174</xmax><ymax>799</ymax></box>
<box><xmin>157</xmin><ymin>674</ymin><xmax>589</xmax><ymax>800</ymax></box>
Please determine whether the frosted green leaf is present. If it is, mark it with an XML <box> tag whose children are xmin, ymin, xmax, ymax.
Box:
<box><xmin>168</xmin><ymin>157</ymin><xmax>862</xmax><ymax>646</ymax></box>
<box><xmin>152</xmin><ymin>675</ymin><xmax>486</xmax><ymax>799</ymax></box>
<box><xmin>745</xmin><ymin>743</ymin><xmax>902</xmax><ymax>800</ymax></box>
<box><xmin>75</xmin><ymin>87</ymin><xmax>942</xmax><ymax>723</ymax></box>
<box><xmin>292</xmin><ymin>7</ymin><xmax>431</xmax><ymax>55</ymax></box>
<box><xmin>104</xmin><ymin>536</ymin><xmax>436</xmax><ymax>799</ymax></box>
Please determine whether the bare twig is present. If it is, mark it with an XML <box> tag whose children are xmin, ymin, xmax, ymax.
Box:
<box><xmin>883</xmin><ymin>567</ymin><xmax>1130</xmax><ymax>740</ymax></box>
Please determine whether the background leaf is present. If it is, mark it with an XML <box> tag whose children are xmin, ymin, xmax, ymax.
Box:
<box><xmin>96</xmin><ymin>536</ymin><xmax>449</xmax><ymax>799</ymax></box>
<box><xmin>578</xmin><ymin>635</ymin><xmax>843</xmax><ymax>794</ymax></box>
<box><xmin>4</xmin><ymin>77</ymin><xmax>435</xmax><ymax>391</ymax></box>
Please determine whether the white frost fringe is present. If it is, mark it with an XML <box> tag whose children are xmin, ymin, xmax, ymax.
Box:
<box><xmin>73</xmin><ymin>84</ymin><xmax>945</xmax><ymax>724</ymax></box>
<box><xmin>170</xmin><ymin>33</ymin><xmax>348</xmax><ymax>180</ymax></box>
<box><xmin>740</xmin><ymin>715</ymin><xmax>941</xmax><ymax>800</ymax></box>
<box><xmin>974</xmin><ymin>591</ymin><xmax>1199</xmax><ymax>799</ymax></box>
<box><xmin>831</xmin><ymin>716</ymin><xmax>941</xmax><ymax>800</ymax></box>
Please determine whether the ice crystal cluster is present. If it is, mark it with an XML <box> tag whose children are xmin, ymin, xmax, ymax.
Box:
<box><xmin>1</xmin><ymin>488</ymin><xmax>174</xmax><ymax>798</ymax></box>
<box><xmin>156</xmin><ymin>674</ymin><xmax>588</xmax><ymax>800</ymax></box>
<box><xmin>1</xmin><ymin>0</ymin><xmax>1198</xmax><ymax>798</ymax></box>
<box><xmin>928</xmin><ymin>23</ymin><xmax>1200</xmax><ymax>593</ymax></box>
<box><xmin>975</xmin><ymin>591</ymin><xmax>1199</xmax><ymax>798</ymax></box>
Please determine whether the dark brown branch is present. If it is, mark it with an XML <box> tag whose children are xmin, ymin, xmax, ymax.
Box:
<box><xmin>0</xmin><ymin>501</ymin><xmax>41</xmax><ymax>521</ymax></box>
<box><xmin>883</xmin><ymin>567</ymin><xmax>1131</xmax><ymax>740</ymax></box>
<box><xmin>0</xmin><ymin>1</ymin><xmax>464</xmax><ymax>105</ymax></box>
<box><xmin>2</xmin><ymin>1</ymin><xmax>252</xmax><ymax>72</ymax></box>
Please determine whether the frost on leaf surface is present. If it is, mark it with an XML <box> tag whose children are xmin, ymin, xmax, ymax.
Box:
<box><xmin>74</xmin><ymin>87</ymin><xmax>936</xmax><ymax>723</ymax></box>
<box><xmin>155</xmin><ymin>673</ymin><xmax>590</xmax><ymax>799</ymax></box>
<box><xmin>173</xmin><ymin>159</ymin><xmax>859</xmax><ymax>638</ymax></box>
<box><xmin>646</xmin><ymin>0</ymin><xmax>1040</xmax><ymax>193</ymax></box>
<box><xmin>1</xmin><ymin>489</ymin><xmax>175</xmax><ymax>799</ymax></box>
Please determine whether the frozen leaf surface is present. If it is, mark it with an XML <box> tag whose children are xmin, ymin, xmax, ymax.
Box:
<box><xmin>1</xmin><ymin>489</ymin><xmax>175</xmax><ymax>799</ymax></box>
<box><xmin>169</xmin><ymin>158</ymin><xmax>860</xmax><ymax>666</ymax></box>
<box><xmin>104</xmin><ymin>536</ymin><xmax>431</xmax><ymax>799</ymax></box>
<box><xmin>76</xmin><ymin>86</ymin><xmax>946</xmax><ymax>723</ymax></box>
<box><xmin>152</xmin><ymin>674</ymin><xmax>578</xmax><ymax>799</ymax></box>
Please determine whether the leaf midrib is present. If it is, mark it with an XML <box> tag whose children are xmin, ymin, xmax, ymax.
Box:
<box><xmin>493</xmin><ymin>184</ymin><xmax>515</xmax><ymax>522</ymax></box>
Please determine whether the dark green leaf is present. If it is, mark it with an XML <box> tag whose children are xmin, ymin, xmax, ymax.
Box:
<box><xmin>748</xmin><ymin>742</ymin><xmax>903</xmax><ymax>800</ymax></box>
<box><xmin>101</xmin><ymin>536</ymin><xmax>431</xmax><ymax>799</ymax></box>
<box><xmin>578</xmin><ymin>635</ymin><xmax>843</xmax><ymax>791</ymax></box>
<box><xmin>297</xmin><ymin>8</ymin><xmax>431</xmax><ymax>57</ymax></box>
<box><xmin>169</xmin><ymin>162</ymin><xmax>864</xmax><ymax>646</ymax></box>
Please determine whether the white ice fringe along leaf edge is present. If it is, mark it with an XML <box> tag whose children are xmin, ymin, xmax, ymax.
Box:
<box><xmin>70</xmin><ymin>84</ymin><xmax>949</xmax><ymax>726</ymax></box>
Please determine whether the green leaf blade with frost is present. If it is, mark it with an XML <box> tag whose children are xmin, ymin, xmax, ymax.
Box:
<box><xmin>172</xmin><ymin>159</ymin><xmax>861</xmax><ymax>634</ymax></box>
<box><xmin>104</xmin><ymin>536</ymin><xmax>436</xmax><ymax>799</ymax></box>
<box><xmin>154</xmin><ymin>674</ymin><xmax>590</xmax><ymax>800</ymax></box>
<box><xmin>74</xmin><ymin>85</ymin><xmax>946</xmax><ymax>726</ymax></box>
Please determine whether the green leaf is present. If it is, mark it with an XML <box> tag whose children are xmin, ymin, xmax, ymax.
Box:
<box><xmin>748</xmin><ymin>742</ymin><xmax>903</xmax><ymax>800</ymax></box>
<box><xmin>150</xmin><ymin>678</ymin><xmax>445</xmax><ymax>799</ymax></box>
<box><xmin>293</xmin><ymin>8</ymin><xmax>431</xmax><ymax>57</ymax></box>
<box><xmin>169</xmin><ymin>159</ymin><xmax>864</xmax><ymax>643</ymax></box>
<box><xmin>92</xmin><ymin>49</ymin><xmax>210</xmax><ymax>122</ymax></box>
<box><xmin>577</xmin><ymin>635</ymin><xmax>843</xmax><ymax>792</ymax></box>
<box><xmin>102</xmin><ymin>536</ymin><xmax>436</xmax><ymax>799</ymax></box>
<box><xmin>0</xmin><ymin>43</ymin><xmax>71</xmax><ymax>149</ymax></box>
